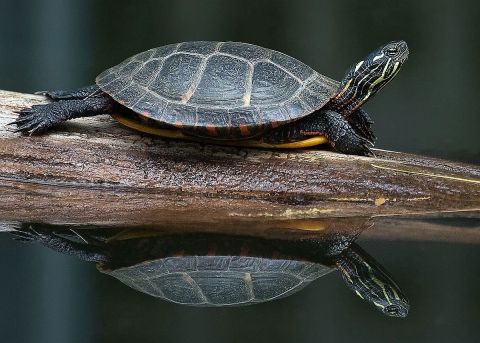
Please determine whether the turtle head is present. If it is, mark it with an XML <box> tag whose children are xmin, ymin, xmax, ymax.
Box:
<box><xmin>331</xmin><ymin>41</ymin><xmax>409</xmax><ymax>115</ymax></box>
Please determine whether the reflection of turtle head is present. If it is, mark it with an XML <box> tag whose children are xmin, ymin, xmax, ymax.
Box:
<box><xmin>333</xmin><ymin>243</ymin><xmax>409</xmax><ymax>317</ymax></box>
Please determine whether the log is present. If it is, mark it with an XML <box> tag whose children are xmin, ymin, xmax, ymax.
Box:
<box><xmin>0</xmin><ymin>90</ymin><xmax>479</xmax><ymax>238</ymax></box>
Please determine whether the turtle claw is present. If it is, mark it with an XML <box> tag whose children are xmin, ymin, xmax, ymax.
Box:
<box><xmin>333</xmin><ymin>136</ymin><xmax>375</xmax><ymax>157</ymax></box>
<box><xmin>359</xmin><ymin>137</ymin><xmax>375</xmax><ymax>157</ymax></box>
<box><xmin>361</xmin><ymin>144</ymin><xmax>375</xmax><ymax>157</ymax></box>
<box><xmin>10</xmin><ymin>227</ymin><xmax>45</xmax><ymax>244</ymax></box>
<box><xmin>11</xmin><ymin>105</ymin><xmax>56</xmax><ymax>134</ymax></box>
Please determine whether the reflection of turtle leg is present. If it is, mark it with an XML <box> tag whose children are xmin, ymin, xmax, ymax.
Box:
<box><xmin>332</xmin><ymin>243</ymin><xmax>409</xmax><ymax>317</ymax></box>
<box><xmin>262</xmin><ymin>110</ymin><xmax>373</xmax><ymax>156</ymax></box>
<box><xmin>12</xmin><ymin>92</ymin><xmax>116</xmax><ymax>134</ymax></box>
<box><xmin>11</xmin><ymin>227</ymin><xmax>107</xmax><ymax>262</ymax></box>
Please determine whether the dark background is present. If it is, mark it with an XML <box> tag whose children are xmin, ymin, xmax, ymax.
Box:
<box><xmin>0</xmin><ymin>1</ymin><xmax>479</xmax><ymax>342</ymax></box>
<box><xmin>2</xmin><ymin>0</ymin><xmax>480</xmax><ymax>161</ymax></box>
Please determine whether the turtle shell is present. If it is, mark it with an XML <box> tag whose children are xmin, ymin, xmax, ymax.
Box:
<box><xmin>101</xmin><ymin>253</ymin><xmax>332</xmax><ymax>306</ymax></box>
<box><xmin>96</xmin><ymin>41</ymin><xmax>339</xmax><ymax>140</ymax></box>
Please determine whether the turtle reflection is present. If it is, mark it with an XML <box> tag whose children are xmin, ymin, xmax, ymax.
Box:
<box><xmin>11</xmin><ymin>226</ymin><xmax>409</xmax><ymax>317</ymax></box>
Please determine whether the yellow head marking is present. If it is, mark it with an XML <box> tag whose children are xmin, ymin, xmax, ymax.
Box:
<box><xmin>354</xmin><ymin>61</ymin><xmax>364</xmax><ymax>73</ymax></box>
<box><xmin>372</xmin><ymin>52</ymin><xmax>385</xmax><ymax>62</ymax></box>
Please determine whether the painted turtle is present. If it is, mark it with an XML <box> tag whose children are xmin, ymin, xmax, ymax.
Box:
<box><xmin>12</xmin><ymin>228</ymin><xmax>409</xmax><ymax>317</ymax></box>
<box><xmin>12</xmin><ymin>41</ymin><xmax>408</xmax><ymax>155</ymax></box>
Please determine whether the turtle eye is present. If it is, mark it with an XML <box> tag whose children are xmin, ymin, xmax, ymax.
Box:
<box><xmin>385</xmin><ymin>46</ymin><xmax>399</xmax><ymax>57</ymax></box>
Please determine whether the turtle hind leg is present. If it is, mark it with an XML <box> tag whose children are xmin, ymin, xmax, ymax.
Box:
<box><xmin>36</xmin><ymin>84</ymin><xmax>101</xmax><ymax>100</ymax></box>
<box><xmin>263</xmin><ymin>109</ymin><xmax>374</xmax><ymax>156</ymax></box>
<box><xmin>12</xmin><ymin>92</ymin><xmax>117</xmax><ymax>134</ymax></box>
<box><xmin>11</xmin><ymin>226</ymin><xmax>108</xmax><ymax>263</ymax></box>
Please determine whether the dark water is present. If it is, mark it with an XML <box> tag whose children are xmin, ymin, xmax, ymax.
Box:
<box><xmin>0</xmin><ymin>1</ymin><xmax>479</xmax><ymax>342</ymax></box>
<box><xmin>1</xmin><ymin>222</ymin><xmax>479</xmax><ymax>343</ymax></box>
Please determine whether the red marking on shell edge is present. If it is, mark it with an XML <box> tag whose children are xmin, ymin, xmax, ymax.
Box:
<box><xmin>207</xmin><ymin>243</ymin><xmax>218</xmax><ymax>256</ymax></box>
<box><xmin>240</xmin><ymin>243</ymin><xmax>249</xmax><ymax>257</ymax></box>
<box><xmin>270</xmin><ymin>121</ymin><xmax>279</xmax><ymax>129</ymax></box>
<box><xmin>239</xmin><ymin>123</ymin><xmax>251</xmax><ymax>136</ymax></box>
<box><xmin>173</xmin><ymin>249</ymin><xmax>184</xmax><ymax>258</ymax></box>
<box><xmin>206</xmin><ymin>124</ymin><xmax>218</xmax><ymax>136</ymax></box>
<box><xmin>173</xmin><ymin>121</ymin><xmax>183</xmax><ymax>129</ymax></box>
<box><xmin>142</xmin><ymin>110</ymin><xmax>150</xmax><ymax>117</ymax></box>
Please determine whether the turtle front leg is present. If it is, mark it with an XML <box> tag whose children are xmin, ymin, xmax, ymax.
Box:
<box><xmin>263</xmin><ymin>109</ymin><xmax>374</xmax><ymax>156</ymax></box>
<box><xmin>11</xmin><ymin>92</ymin><xmax>117</xmax><ymax>134</ymax></box>
<box><xmin>344</xmin><ymin>108</ymin><xmax>375</xmax><ymax>143</ymax></box>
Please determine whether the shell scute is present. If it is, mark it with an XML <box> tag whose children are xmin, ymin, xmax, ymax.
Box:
<box><xmin>188</xmin><ymin>54</ymin><xmax>250</xmax><ymax>107</ymax></box>
<box><xmin>149</xmin><ymin>53</ymin><xmax>204</xmax><ymax>102</ymax></box>
<box><xmin>250</xmin><ymin>61</ymin><xmax>301</xmax><ymax>105</ymax></box>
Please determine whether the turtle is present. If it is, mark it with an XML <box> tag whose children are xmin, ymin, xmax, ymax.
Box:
<box><xmin>11</xmin><ymin>227</ymin><xmax>409</xmax><ymax>317</ymax></box>
<box><xmin>12</xmin><ymin>40</ymin><xmax>409</xmax><ymax>156</ymax></box>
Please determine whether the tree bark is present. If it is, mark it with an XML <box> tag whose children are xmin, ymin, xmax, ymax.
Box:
<box><xmin>0</xmin><ymin>90</ymin><xmax>479</xmax><ymax>237</ymax></box>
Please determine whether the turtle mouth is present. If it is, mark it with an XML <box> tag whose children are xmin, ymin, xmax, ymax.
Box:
<box><xmin>383</xmin><ymin>303</ymin><xmax>409</xmax><ymax>318</ymax></box>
